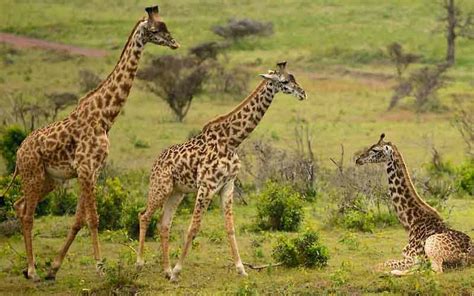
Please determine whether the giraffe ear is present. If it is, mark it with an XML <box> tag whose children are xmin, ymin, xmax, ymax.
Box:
<box><xmin>145</xmin><ymin>5</ymin><xmax>161</xmax><ymax>22</ymax></box>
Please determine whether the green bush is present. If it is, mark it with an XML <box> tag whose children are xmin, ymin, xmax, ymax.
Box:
<box><xmin>0</xmin><ymin>175</ymin><xmax>21</xmax><ymax>223</ymax></box>
<box><xmin>255</xmin><ymin>182</ymin><xmax>304</xmax><ymax>232</ymax></box>
<box><xmin>121</xmin><ymin>201</ymin><xmax>157</xmax><ymax>240</ymax></box>
<box><xmin>0</xmin><ymin>126</ymin><xmax>27</xmax><ymax>174</ymax></box>
<box><xmin>272</xmin><ymin>230</ymin><xmax>329</xmax><ymax>268</ymax></box>
<box><xmin>456</xmin><ymin>160</ymin><xmax>474</xmax><ymax>196</ymax></box>
<box><xmin>339</xmin><ymin>210</ymin><xmax>375</xmax><ymax>233</ymax></box>
<box><xmin>97</xmin><ymin>178</ymin><xmax>126</xmax><ymax>231</ymax></box>
<box><xmin>48</xmin><ymin>187</ymin><xmax>77</xmax><ymax>215</ymax></box>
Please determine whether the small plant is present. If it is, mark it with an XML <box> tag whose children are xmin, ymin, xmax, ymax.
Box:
<box><xmin>272</xmin><ymin>230</ymin><xmax>329</xmax><ymax>268</ymax></box>
<box><xmin>255</xmin><ymin>182</ymin><xmax>304</xmax><ymax>232</ymax></box>
<box><xmin>0</xmin><ymin>126</ymin><xmax>27</xmax><ymax>173</ymax></box>
<box><xmin>96</xmin><ymin>259</ymin><xmax>140</xmax><ymax>295</ymax></box>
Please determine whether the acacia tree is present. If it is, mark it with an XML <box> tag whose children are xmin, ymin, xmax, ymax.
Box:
<box><xmin>441</xmin><ymin>0</ymin><xmax>473</xmax><ymax>65</ymax></box>
<box><xmin>138</xmin><ymin>55</ymin><xmax>209</xmax><ymax>122</ymax></box>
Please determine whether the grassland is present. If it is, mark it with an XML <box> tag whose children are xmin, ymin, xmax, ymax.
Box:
<box><xmin>0</xmin><ymin>0</ymin><xmax>473</xmax><ymax>294</ymax></box>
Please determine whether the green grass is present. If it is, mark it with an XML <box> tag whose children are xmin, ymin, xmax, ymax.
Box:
<box><xmin>0</xmin><ymin>198</ymin><xmax>473</xmax><ymax>295</ymax></box>
<box><xmin>0</xmin><ymin>0</ymin><xmax>473</xmax><ymax>294</ymax></box>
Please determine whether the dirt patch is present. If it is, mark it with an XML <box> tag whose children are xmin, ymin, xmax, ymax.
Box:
<box><xmin>0</xmin><ymin>32</ymin><xmax>108</xmax><ymax>57</ymax></box>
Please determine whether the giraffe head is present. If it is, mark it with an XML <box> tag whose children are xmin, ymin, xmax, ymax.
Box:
<box><xmin>259</xmin><ymin>61</ymin><xmax>307</xmax><ymax>100</ymax></box>
<box><xmin>142</xmin><ymin>5</ymin><xmax>180</xmax><ymax>49</ymax></box>
<box><xmin>355</xmin><ymin>133</ymin><xmax>394</xmax><ymax>165</ymax></box>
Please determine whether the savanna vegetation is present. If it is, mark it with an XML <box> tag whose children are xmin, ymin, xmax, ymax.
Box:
<box><xmin>0</xmin><ymin>0</ymin><xmax>473</xmax><ymax>294</ymax></box>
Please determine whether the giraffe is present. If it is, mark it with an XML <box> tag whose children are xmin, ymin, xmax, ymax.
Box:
<box><xmin>136</xmin><ymin>61</ymin><xmax>306</xmax><ymax>282</ymax></box>
<box><xmin>0</xmin><ymin>5</ymin><xmax>179</xmax><ymax>282</ymax></box>
<box><xmin>355</xmin><ymin>134</ymin><xmax>474</xmax><ymax>275</ymax></box>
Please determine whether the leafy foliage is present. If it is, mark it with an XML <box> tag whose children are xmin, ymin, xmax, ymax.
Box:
<box><xmin>0</xmin><ymin>126</ymin><xmax>27</xmax><ymax>173</ymax></box>
<box><xmin>272</xmin><ymin>230</ymin><xmax>329</xmax><ymax>268</ymax></box>
<box><xmin>121</xmin><ymin>201</ymin><xmax>157</xmax><ymax>240</ymax></box>
<box><xmin>255</xmin><ymin>182</ymin><xmax>304</xmax><ymax>232</ymax></box>
<box><xmin>97</xmin><ymin>177</ymin><xmax>126</xmax><ymax>231</ymax></box>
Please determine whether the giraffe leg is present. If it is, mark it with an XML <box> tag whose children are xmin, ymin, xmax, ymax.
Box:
<box><xmin>136</xmin><ymin>174</ymin><xmax>173</xmax><ymax>268</ymax></box>
<box><xmin>221</xmin><ymin>180</ymin><xmax>247</xmax><ymax>277</ymax></box>
<box><xmin>17</xmin><ymin>175</ymin><xmax>56</xmax><ymax>282</ymax></box>
<box><xmin>45</xmin><ymin>197</ymin><xmax>86</xmax><ymax>280</ymax></box>
<box><xmin>76</xmin><ymin>168</ymin><xmax>104</xmax><ymax>275</ymax></box>
<box><xmin>377</xmin><ymin>257</ymin><xmax>416</xmax><ymax>276</ymax></box>
<box><xmin>170</xmin><ymin>185</ymin><xmax>215</xmax><ymax>282</ymax></box>
<box><xmin>424</xmin><ymin>232</ymin><xmax>471</xmax><ymax>273</ymax></box>
<box><xmin>159</xmin><ymin>191</ymin><xmax>184</xmax><ymax>279</ymax></box>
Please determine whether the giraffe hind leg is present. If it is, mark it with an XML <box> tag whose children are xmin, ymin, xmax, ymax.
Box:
<box><xmin>136</xmin><ymin>172</ymin><xmax>173</xmax><ymax>268</ymax></box>
<box><xmin>424</xmin><ymin>232</ymin><xmax>470</xmax><ymax>273</ymax></box>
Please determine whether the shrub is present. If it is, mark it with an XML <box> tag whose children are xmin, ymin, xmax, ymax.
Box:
<box><xmin>121</xmin><ymin>201</ymin><xmax>157</xmax><ymax>240</ymax></box>
<box><xmin>0</xmin><ymin>126</ymin><xmax>27</xmax><ymax>173</ymax></box>
<box><xmin>272</xmin><ymin>230</ymin><xmax>329</xmax><ymax>268</ymax></box>
<box><xmin>212</xmin><ymin>18</ymin><xmax>273</xmax><ymax>41</ymax></box>
<box><xmin>97</xmin><ymin>178</ymin><xmax>126</xmax><ymax>231</ymax></box>
<box><xmin>339</xmin><ymin>210</ymin><xmax>375</xmax><ymax>233</ymax></box>
<box><xmin>456</xmin><ymin>160</ymin><xmax>474</xmax><ymax>196</ymax></box>
<box><xmin>0</xmin><ymin>175</ymin><xmax>21</xmax><ymax>223</ymax></box>
<box><xmin>79</xmin><ymin>69</ymin><xmax>101</xmax><ymax>93</ymax></box>
<box><xmin>48</xmin><ymin>186</ymin><xmax>77</xmax><ymax>215</ymax></box>
<box><xmin>255</xmin><ymin>182</ymin><xmax>304</xmax><ymax>232</ymax></box>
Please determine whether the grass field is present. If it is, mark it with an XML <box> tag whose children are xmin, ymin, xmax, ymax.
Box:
<box><xmin>0</xmin><ymin>0</ymin><xmax>473</xmax><ymax>294</ymax></box>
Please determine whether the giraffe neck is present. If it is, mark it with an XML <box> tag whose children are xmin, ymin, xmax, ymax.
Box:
<box><xmin>386</xmin><ymin>145</ymin><xmax>443</xmax><ymax>229</ymax></box>
<box><xmin>72</xmin><ymin>20</ymin><xmax>147</xmax><ymax>131</ymax></box>
<box><xmin>203</xmin><ymin>80</ymin><xmax>276</xmax><ymax>149</ymax></box>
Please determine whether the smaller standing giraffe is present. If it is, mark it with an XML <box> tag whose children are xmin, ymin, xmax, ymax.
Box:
<box><xmin>356</xmin><ymin>134</ymin><xmax>474</xmax><ymax>275</ymax></box>
<box><xmin>136</xmin><ymin>62</ymin><xmax>307</xmax><ymax>281</ymax></box>
<box><xmin>0</xmin><ymin>6</ymin><xmax>179</xmax><ymax>282</ymax></box>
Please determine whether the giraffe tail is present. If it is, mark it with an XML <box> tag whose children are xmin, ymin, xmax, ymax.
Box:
<box><xmin>0</xmin><ymin>166</ymin><xmax>18</xmax><ymax>206</ymax></box>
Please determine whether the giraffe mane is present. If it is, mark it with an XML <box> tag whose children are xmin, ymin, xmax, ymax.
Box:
<box><xmin>391</xmin><ymin>144</ymin><xmax>443</xmax><ymax>220</ymax></box>
<box><xmin>202</xmin><ymin>79</ymin><xmax>268</xmax><ymax>131</ymax></box>
<box><xmin>77</xmin><ymin>18</ymin><xmax>146</xmax><ymax>104</ymax></box>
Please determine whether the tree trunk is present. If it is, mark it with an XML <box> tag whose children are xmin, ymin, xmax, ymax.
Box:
<box><xmin>445</xmin><ymin>0</ymin><xmax>457</xmax><ymax>65</ymax></box>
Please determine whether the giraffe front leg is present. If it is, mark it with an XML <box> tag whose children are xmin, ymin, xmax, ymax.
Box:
<box><xmin>381</xmin><ymin>257</ymin><xmax>416</xmax><ymax>276</ymax></box>
<box><xmin>77</xmin><ymin>167</ymin><xmax>104</xmax><ymax>276</ymax></box>
<box><xmin>221</xmin><ymin>180</ymin><xmax>247</xmax><ymax>277</ymax></box>
<box><xmin>170</xmin><ymin>185</ymin><xmax>215</xmax><ymax>282</ymax></box>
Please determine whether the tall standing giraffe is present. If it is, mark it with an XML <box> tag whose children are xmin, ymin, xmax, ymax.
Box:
<box><xmin>136</xmin><ymin>62</ymin><xmax>307</xmax><ymax>281</ymax></box>
<box><xmin>356</xmin><ymin>134</ymin><xmax>473</xmax><ymax>275</ymax></box>
<box><xmin>0</xmin><ymin>5</ymin><xmax>179</xmax><ymax>282</ymax></box>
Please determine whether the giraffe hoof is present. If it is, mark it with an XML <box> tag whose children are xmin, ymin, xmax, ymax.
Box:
<box><xmin>164</xmin><ymin>269</ymin><xmax>173</xmax><ymax>279</ymax></box>
<box><xmin>45</xmin><ymin>272</ymin><xmax>56</xmax><ymax>281</ymax></box>
<box><xmin>169</xmin><ymin>273</ymin><xmax>180</xmax><ymax>283</ymax></box>
<box><xmin>23</xmin><ymin>269</ymin><xmax>41</xmax><ymax>282</ymax></box>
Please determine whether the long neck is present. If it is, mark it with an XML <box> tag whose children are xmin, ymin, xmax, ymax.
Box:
<box><xmin>386</xmin><ymin>146</ymin><xmax>442</xmax><ymax>229</ymax></box>
<box><xmin>203</xmin><ymin>80</ymin><xmax>277</xmax><ymax>149</ymax></box>
<box><xmin>72</xmin><ymin>20</ymin><xmax>146</xmax><ymax>130</ymax></box>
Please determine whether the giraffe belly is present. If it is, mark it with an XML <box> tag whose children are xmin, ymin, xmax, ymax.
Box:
<box><xmin>45</xmin><ymin>165</ymin><xmax>77</xmax><ymax>180</ymax></box>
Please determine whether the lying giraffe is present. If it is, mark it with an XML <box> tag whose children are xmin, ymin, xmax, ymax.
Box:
<box><xmin>0</xmin><ymin>5</ymin><xmax>179</xmax><ymax>282</ymax></box>
<box><xmin>356</xmin><ymin>134</ymin><xmax>473</xmax><ymax>275</ymax></box>
<box><xmin>136</xmin><ymin>61</ymin><xmax>307</xmax><ymax>281</ymax></box>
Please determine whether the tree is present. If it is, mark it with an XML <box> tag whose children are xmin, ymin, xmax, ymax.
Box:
<box><xmin>138</xmin><ymin>55</ymin><xmax>209</xmax><ymax>122</ymax></box>
<box><xmin>441</xmin><ymin>0</ymin><xmax>474</xmax><ymax>65</ymax></box>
